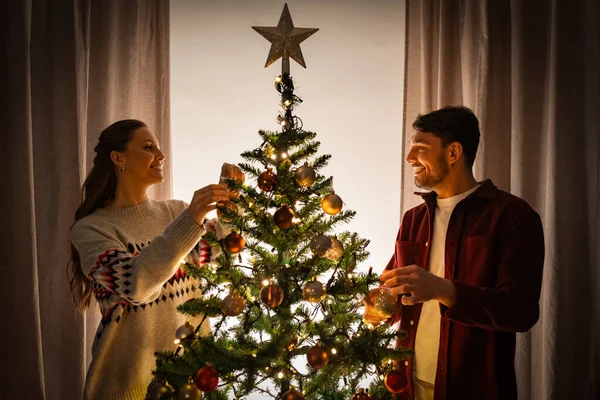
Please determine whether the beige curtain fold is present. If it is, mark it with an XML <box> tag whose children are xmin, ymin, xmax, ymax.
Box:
<box><xmin>0</xmin><ymin>1</ymin><xmax>171</xmax><ymax>398</ymax></box>
<box><xmin>402</xmin><ymin>0</ymin><xmax>599</xmax><ymax>399</ymax></box>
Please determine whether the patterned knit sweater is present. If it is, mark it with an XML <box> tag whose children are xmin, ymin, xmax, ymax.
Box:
<box><xmin>70</xmin><ymin>199</ymin><xmax>213</xmax><ymax>400</ymax></box>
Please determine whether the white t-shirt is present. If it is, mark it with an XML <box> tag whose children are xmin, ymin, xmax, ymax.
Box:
<box><xmin>413</xmin><ymin>185</ymin><xmax>480</xmax><ymax>384</ymax></box>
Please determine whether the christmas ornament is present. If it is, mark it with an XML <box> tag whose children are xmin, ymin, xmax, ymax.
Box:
<box><xmin>286</xmin><ymin>334</ymin><xmax>299</xmax><ymax>351</ymax></box>
<box><xmin>258</xmin><ymin>168</ymin><xmax>278</xmax><ymax>192</ymax></box>
<box><xmin>178</xmin><ymin>377</ymin><xmax>202</xmax><ymax>400</ymax></box>
<box><xmin>260</xmin><ymin>283</ymin><xmax>285</xmax><ymax>308</ymax></box>
<box><xmin>280</xmin><ymin>389</ymin><xmax>305</xmax><ymax>400</ymax></box>
<box><xmin>146</xmin><ymin>380</ymin><xmax>174</xmax><ymax>399</ymax></box>
<box><xmin>194</xmin><ymin>366</ymin><xmax>219</xmax><ymax>393</ymax></box>
<box><xmin>221</xmin><ymin>291</ymin><xmax>246</xmax><ymax>317</ymax></box>
<box><xmin>373</xmin><ymin>288</ymin><xmax>398</xmax><ymax>318</ymax></box>
<box><xmin>274</xmin><ymin>206</ymin><xmax>295</xmax><ymax>229</ymax></box>
<box><xmin>323</xmin><ymin>235</ymin><xmax>344</xmax><ymax>261</ymax></box>
<box><xmin>352</xmin><ymin>388</ymin><xmax>372</xmax><ymax>400</ymax></box>
<box><xmin>384</xmin><ymin>370</ymin><xmax>408</xmax><ymax>394</ymax></box>
<box><xmin>175</xmin><ymin>321</ymin><xmax>195</xmax><ymax>341</ymax></box>
<box><xmin>309</xmin><ymin>234</ymin><xmax>332</xmax><ymax>256</ymax></box>
<box><xmin>321</xmin><ymin>192</ymin><xmax>343</xmax><ymax>215</ymax></box>
<box><xmin>222</xmin><ymin>232</ymin><xmax>245</xmax><ymax>254</ymax></box>
<box><xmin>220</xmin><ymin>170</ymin><xmax>245</xmax><ymax>201</ymax></box>
<box><xmin>302</xmin><ymin>280</ymin><xmax>326</xmax><ymax>303</ymax></box>
<box><xmin>252</xmin><ymin>4</ymin><xmax>319</xmax><ymax>74</ymax></box>
<box><xmin>217</xmin><ymin>201</ymin><xmax>238</xmax><ymax>222</ymax></box>
<box><xmin>306</xmin><ymin>345</ymin><xmax>329</xmax><ymax>369</ymax></box>
<box><xmin>294</xmin><ymin>163</ymin><xmax>316</xmax><ymax>187</ymax></box>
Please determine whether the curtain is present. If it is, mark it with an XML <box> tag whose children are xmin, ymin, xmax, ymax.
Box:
<box><xmin>402</xmin><ymin>0</ymin><xmax>599</xmax><ymax>399</ymax></box>
<box><xmin>0</xmin><ymin>1</ymin><xmax>171</xmax><ymax>398</ymax></box>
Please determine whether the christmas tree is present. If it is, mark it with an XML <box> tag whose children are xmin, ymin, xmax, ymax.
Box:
<box><xmin>148</xmin><ymin>5</ymin><xmax>410</xmax><ymax>399</ymax></box>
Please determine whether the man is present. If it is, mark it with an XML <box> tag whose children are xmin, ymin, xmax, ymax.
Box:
<box><xmin>364</xmin><ymin>106</ymin><xmax>544</xmax><ymax>400</ymax></box>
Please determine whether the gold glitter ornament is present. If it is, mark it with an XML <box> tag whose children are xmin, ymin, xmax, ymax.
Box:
<box><xmin>221</xmin><ymin>291</ymin><xmax>246</xmax><ymax>317</ymax></box>
<box><xmin>373</xmin><ymin>288</ymin><xmax>398</xmax><ymax>318</ymax></box>
<box><xmin>309</xmin><ymin>234</ymin><xmax>332</xmax><ymax>257</ymax></box>
<box><xmin>175</xmin><ymin>321</ymin><xmax>195</xmax><ymax>340</ymax></box>
<box><xmin>323</xmin><ymin>236</ymin><xmax>344</xmax><ymax>261</ymax></box>
<box><xmin>252</xmin><ymin>4</ymin><xmax>319</xmax><ymax>74</ymax></box>
<box><xmin>260</xmin><ymin>283</ymin><xmax>285</xmax><ymax>308</ymax></box>
<box><xmin>306</xmin><ymin>345</ymin><xmax>329</xmax><ymax>369</ymax></box>
<box><xmin>178</xmin><ymin>377</ymin><xmax>202</xmax><ymax>400</ymax></box>
<box><xmin>294</xmin><ymin>163</ymin><xmax>316</xmax><ymax>187</ymax></box>
<box><xmin>216</xmin><ymin>201</ymin><xmax>238</xmax><ymax>222</ymax></box>
<box><xmin>321</xmin><ymin>192</ymin><xmax>343</xmax><ymax>215</ymax></box>
<box><xmin>302</xmin><ymin>280</ymin><xmax>327</xmax><ymax>303</ymax></box>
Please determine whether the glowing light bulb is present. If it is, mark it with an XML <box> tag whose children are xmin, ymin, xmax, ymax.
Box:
<box><xmin>275</xmin><ymin>76</ymin><xmax>282</xmax><ymax>83</ymax></box>
<box><xmin>284</xmin><ymin>100</ymin><xmax>291</xmax><ymax>106</ymax></box>
<box><xmin>277</xmin><ymin>371</ymin><xmax>284</xmax><ymax>379</ymax></box>
<box><xmin>281</xmin><ymin>152</ymin><xmax>288</xmax><ymax>159</ymax></box>
<box><xmin>262</xmin><ymin>279</ymin><xmax>270</xmax><ymax>286</ymax></box>
<box><xmin>174</xmin><ymin>339</ymin><xmax>180</xmax><ymax>345</ymax></box>
<box><xmin>331</xmin><ymin>348</ymin><xmax>337</xmax><ymax>355</ymax></box>
<box><xmin>270</xmin><ymin>154</ymin><xmax>277</xmax><ymax>160</ymax></box>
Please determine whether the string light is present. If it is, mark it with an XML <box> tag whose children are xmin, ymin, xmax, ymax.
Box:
<box><xmin>275</xmin><ymin>76</ymin><xmax>282</xmax><ymax>83</ymax></box>
<box><xmin>262</xmin><ymin>279</ymin><xmax>270</xmax><ymax>286</ymax></box>
<box><xmin>281</xmin><ymin>152</ymin><xmax>288</xmax><ymax>159</ymax></box>
<box><xmin>270</xmin><ymin>154</ymin><xmax>277</xmax><ymax>160</ymax></box>
<box><xmin>331</xmin><ymin>348</ymin><xmax>337</xmax><ymax>355</ymax></box>
<box><xmin>277</xmin><ymin>371</ymin><xmax>285</xmax><ymax>379</ymax></box>
<box><xmin>174</xmin><ymin>339</ymin><xmax>181</xmax><ymax>345</ymax></box>
<box><xmin>284</xmin><ymin>99</ymin><xmax>291</xmax><ymax>106</ymax></box>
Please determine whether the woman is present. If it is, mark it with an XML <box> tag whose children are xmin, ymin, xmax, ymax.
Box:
<box><xmin>68</xmin><ymin>119</ymin><xmax>240</xmax><ymax>399</ymax></box>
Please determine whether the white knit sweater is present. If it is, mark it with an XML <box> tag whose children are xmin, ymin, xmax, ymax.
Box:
<box><xmin>70</xmin><ymin>199</ymin><xmax>212</xmax><ymax>400</ymax></box>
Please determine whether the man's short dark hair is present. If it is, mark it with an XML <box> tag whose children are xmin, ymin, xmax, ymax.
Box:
<box><xmin>412</xmin><ymin>106</ymin><xmax>481</xmax><ymax>168</ymax></box>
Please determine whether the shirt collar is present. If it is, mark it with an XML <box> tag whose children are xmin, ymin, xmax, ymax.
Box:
<box><xmin>414</xmin><ymin>179</ymin><xmax>497</xmax><ymax>202</ymax></box>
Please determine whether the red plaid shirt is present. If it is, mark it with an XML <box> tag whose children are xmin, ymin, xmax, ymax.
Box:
<box><xmin>386</xmin><ymin>180</ymin><xmax>544</xmax><ymax>400</ymax></box>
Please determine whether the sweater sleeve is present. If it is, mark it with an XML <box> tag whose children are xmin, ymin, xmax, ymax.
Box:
<box><xmin>70</xmin><ymin>211</ymin><xmax>206</xmax><ymax>305</ymax></box>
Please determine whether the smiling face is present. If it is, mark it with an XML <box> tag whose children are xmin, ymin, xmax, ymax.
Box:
<box><xmin>117</xmin><ymin>127</ymin><xmax>165</xmax><ymax>185</ymax></box>
<box><xmin>406</xmin><ymin>130</ymin><xmax>450</xmax><ymax>190</ymax></box>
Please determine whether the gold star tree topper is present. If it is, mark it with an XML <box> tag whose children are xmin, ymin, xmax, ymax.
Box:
<box><xmin>252</xmin><ymin>3</ymin><xmax>319</xmax><ymax>74</ymax></box>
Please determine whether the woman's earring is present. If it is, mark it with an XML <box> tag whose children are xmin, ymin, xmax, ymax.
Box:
<box><xmin>120</xmin><ymin>165</ymin><xmax>125</xmax><ymax>172</ymax></box>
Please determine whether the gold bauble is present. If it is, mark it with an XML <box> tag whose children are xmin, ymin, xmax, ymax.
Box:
<box><xmin>280</xmin><ymin>389</ymin><xmax>305</xmax><ymax>400</ymax></box>
<box><xmin>321</xmin><ymin>192</ymin><xmax>343</xmax><ymax>215</ymax></box>
<box><xmin>146</xmin><ymin>380</ymin><xmax>174</xmax><ymax>400</ymax></box>
<box><xmin>260</xmin><ymin>283</ymin><xmax>284</xmax><ymax>308</ymax></box>
<box><xmin>178</xmin><ymin>377</ymin><xmax>202</xmax><ymax>400</ymax></box>
<box><xmin>175</xmin><ymin>321</ymin><xmax>195</xmax><ymax>340</ymax></box>
<box><xmin>258</xmin><ymin>168</ymin><xmax>278</xmax><ymax>192</ymax></box>
<box><xmin>274</xmin><ymin>206</ymin><xmax>295</xmax><ymax>229</ymax></box>
<box><xmin>306</xmin><ymin>345</ymin><xmax>329</xmax><ymax>369</ymax></box>
<box><xmin>373</xmin><ymin>288</ymin><xmax>398</xmax><ymax>318</ymax></box>
<box><xmin>309</xmin><ymin>234</ymin><xmax>332</xmax><ymax>257</ymax></box>
<box><xmin>323</xmin><ymin>236</ymin><xmax>344</xmax><ymax>261</ymax></box>
<box><xmin>302</xmin><ymin>280</ymin><xmax>327</xmax><ymax>303</ymax></box>
<box><xmin>294</xmin><ymin>163</ymin><xmax>316</xmax><ymax>187</ymax></box>
<box><xmin>216</xmin><ymin>201</ymin><xmax>238</xmax><ymax>222</ymax></box>
<box><xmin>221</xmin><ymin>291</ymin><xmax>246</xmax><ymax>317</ymax></box>
<box><xmin>223</xmin><ymin>232</ymin><xmax>245</xmax><ymax>254</ymax></box>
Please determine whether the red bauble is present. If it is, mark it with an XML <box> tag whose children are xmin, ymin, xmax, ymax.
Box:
<box><xmin>194</xmin><ymin>366</ymin><xmax>219</xmax><ymax>393</ymax></box>
<box><xmin>384</xmin><ymin>370</ymin><xmax>407</xmax><ymax>394</ymax></box>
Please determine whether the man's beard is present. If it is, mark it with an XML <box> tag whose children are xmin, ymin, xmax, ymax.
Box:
<box><xmin>414</xmin><ymin>154</ymin><xmax>449</xmax><ymax>190</ymax></box>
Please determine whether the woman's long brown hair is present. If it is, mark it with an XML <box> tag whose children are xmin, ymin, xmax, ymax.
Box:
<box><xmin>67</xmin><ymin>119</ymin><xmax>147</xmax><ymax>311</ymax></box>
